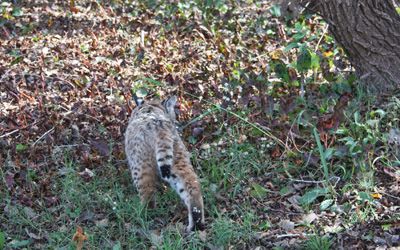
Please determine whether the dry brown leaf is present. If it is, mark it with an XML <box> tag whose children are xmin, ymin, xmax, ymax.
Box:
<box><xmin>72</xmin><ymin>226</ymin><xmax>88</xmax><ymax>250</ymax></box>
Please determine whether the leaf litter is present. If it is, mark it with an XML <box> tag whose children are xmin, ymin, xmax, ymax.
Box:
<box><xmin>0</xmin><ymin>0</ymin><xmax>399</xmax><ymax>249</ymax></box>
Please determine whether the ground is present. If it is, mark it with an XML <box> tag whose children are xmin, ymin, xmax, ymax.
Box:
<box><xmin>0</xmin><ymin>1</ymin><xmax>399</xmax><ymax>249</ymax></box>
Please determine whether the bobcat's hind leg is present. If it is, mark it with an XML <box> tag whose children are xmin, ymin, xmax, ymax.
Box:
<box><xmin>136</xmin><ymin>163</ymin><xmax>159</xmax><ymax>209</ymax></box>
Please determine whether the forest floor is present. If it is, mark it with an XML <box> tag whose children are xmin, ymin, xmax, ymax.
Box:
<box><xmin>0</xmin><ymin>1</ymin><xmax>399</xmax><ymax>249</ymax></box>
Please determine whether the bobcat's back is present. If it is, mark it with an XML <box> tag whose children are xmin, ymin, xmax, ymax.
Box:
<box><xmin>124</xmin><ymin>96</ymin><xmax>205</xmax><ymax>231</ymax></box>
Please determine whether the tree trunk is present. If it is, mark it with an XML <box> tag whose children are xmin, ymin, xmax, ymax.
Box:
<box><xmin>307</xmin><ymin>0</ymin><xmax>400</xmax><ymax>93</ymax></box>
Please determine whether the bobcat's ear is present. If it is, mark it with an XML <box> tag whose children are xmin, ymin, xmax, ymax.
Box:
<box><xmin>162</xmin><ymin>95</ymin><xmax>178</xmax><ymax>114</ymax></box>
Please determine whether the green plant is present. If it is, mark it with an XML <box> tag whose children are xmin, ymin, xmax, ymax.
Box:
<box><xmin>211</xmin><ymin>217</ymin><xmax>238</xmax><ymax>247</ymax></box>
<box><xmin>303</xmin><ymin>235</ymin><xmax>332</xmax><ymax>250</ymax></box>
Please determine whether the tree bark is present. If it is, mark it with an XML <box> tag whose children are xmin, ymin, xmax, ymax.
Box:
<box><xmin>305</xmin><ymin>0</ymin><xmax>400</xmax><ymax>93</ymax></box>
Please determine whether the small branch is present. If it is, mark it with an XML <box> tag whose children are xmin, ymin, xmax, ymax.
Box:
<box><xmin>315</xmin><ymin>24</ymin><xmax>329</xmax><ymax>52</ymax></box>
<box><xmin>382</xmin><ymin>192</ymin><xmax>400</xmax><ymax>201</ymax></box>
<box><xmin>290</xmin><ymin>176</ymin><xmax>340</xmax><ymax>184</ymax></box>
<box><xmin>291</xmin><ymin>178</ymin><xmax>326</xmax><ymax>184</ymax></box>
<box><xmin>0</xmin><ymin>69</ymin><xmax>13</xmax><ymax>82</ymax></box>
<box><xmin>276</xmin><ymin>233</ymin><xmax>315</xmax><ymax>239</ymax></box>
<box><xmin>32</xmin><ymin>127</ymin><xmax>55</xmax><ymax>146</ymax></box>
<box><xmin>0</xmin><ymin>121</ymin><xmax>40</xmax><ymax>139</ymax></box>
<box><xmin>0</xmin><ymin>129</ymin><xmax>19</xmax><ymax>139</ymax></box>
<box><xmin>54</xmin><ymin>144</ymin><xmax>81</xmax><ymax>148</ymax></box>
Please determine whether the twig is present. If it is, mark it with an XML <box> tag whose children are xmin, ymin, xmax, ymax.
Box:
<box><xmin>1</xmin><ymin>26</ymin><xmax>11</xmax><ymax>39</ymax></box>
<box><xmin>53</xmin><ymin>143</ymin><xmax>89</xmax><ymax>149</ymax></box>
<box><xmin>290</xmin><ymin>176</ymin><xmax>340</xmax><ymax>184</ymax></box>
<box><xmin>0</xmin><ymin>121</ymin><xmax>40</xmax><ymax>139</ymax></box>
<box><xmin>0</xmin><ymin>69</ymin><xmax>12</xmax><ymax>82</ymax></box>
<box><xmin>0</xmin><ymin>129</ymin><xmax>19</xmax><ymax>139</ymax></box>
<box><xmin>382</xmin><ymin>192</ymin><xmax>400</xmax><ymax>201</ymax></box>
<box><xmin>291</xmin><ymin>178</ymin><xmax>326</xmax><ymax>184</ymax></box>
<box><xmin>276</xmin><ymin>233</ymin><xmax>315</xmax><ymax>239</ymax></box>
<box><xmin>268</xmin><ymin>208</ymin><xmax>302</xmax><ymax>215</ymax></box>
<box><xmin>32</xmin><ymin>127</ymin><xmax>55</xmax><ymax>146</ymax></box>
<box><xmin>315</xmin><ymin>24</ymin><xmax>329</xmax><ymax>52</ymax></box>
<box><xmin>51</xmin><ymin>76</ymin><xmax>76</xmax><ymax>89</ymax></box>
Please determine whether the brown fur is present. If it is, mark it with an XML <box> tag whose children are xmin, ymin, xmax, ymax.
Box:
<box><xmin>124</xmin><ymin>96</ymin><xmax>205</xmax><ymax>231</ymax></box>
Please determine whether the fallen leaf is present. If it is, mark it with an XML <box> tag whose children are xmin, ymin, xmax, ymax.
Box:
<box><xmin>323</xmin><ymin>223</ymin><xmax>343</xmax><ymax>233</ymax></box>
<box><xmin>320</xmin><ymin>199</ymin><xmax>334</xmax><ymax>210</ymax></box>
<box><xmin>79</xmin><ymin>168</ymin><xmax>95</xmax><ymax>182</ymax></box>
<box><xmin>301</xmin><ymin>212</ymin><xmax>318</xmax><ymax>224</ymax></box>
<box><xmin>149</xmin><ymin>230</ymin><xmax>162</xmax><ymax>246</ymax></box>
<box><xmin>25</xmin><ymin>228</ymin><xmax>43</xmax><ymax>240</ymax></box>
<box><xmin>8</xmin><ymin>239</ymin><xmax>32</xmax><ymax>248</ymax></box>
<box><xmin>192</xmin><ymin>127</ymin><xmax>204</xmax><ymax>137</ymax></box>
<box><xmin>89</xmin><ymin>139</ymin><xmax>110</xmax><ymax>157</ymax></box>
<box><xmin>23</xmin><ymin>207</ymin><xmax>37</xmax><ymax>219</ymax></box>
<box><xmin>371</xmin><ymin>193</ymin><xmax>382</xmax><ymax>199</ymax></box>
<box><xmin>299</xmin><ymin>188</ymin><xmax>328</xmax><ymax>205</ymax></box>
<box><xmin>5</xmin><ymin>173</ymin><xmax>15</xmax><ymax>189</ymax></box>
<box><xmin>95</xmin><ymin>218</ymin><xmax>109</xmax><ymax>228</ymax></box>
<box><xmin>72</xmin><ymin>226</ymin><xmax>88</xmax><ymax>250</ymax></box>
<box><xmin>279</xmin><ymin>219</ymin><xmax>295</xmax><ymax>231</ymax></box>
<box><xmin>271</xmin><ymin>146</ymin><xmax>281</xmax><ymax>158</ymax></box>
<box><xmin>323</xmin><ymin>51</ymin><xmax>333</xmax><ymax>57</ymax></box>
<box><xmin>251</xmin><ymin>183</ymin><xmax>268</xmax><ymax>199</ymax></box>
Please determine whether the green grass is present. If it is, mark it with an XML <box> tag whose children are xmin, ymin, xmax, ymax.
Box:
<box><xmin>0</xmin><ymin>128</ymin><xmax>269</xmax><ymax>249</ymax></box>
<box><xmin>303</xmin><ymin>235</ymin><xmax>333</xmax><ymax>250</ymax></box>
<box><xmin>0</xmin><ymin>107</ymin><xmax>394</xmax><ymax>248</ymax></box>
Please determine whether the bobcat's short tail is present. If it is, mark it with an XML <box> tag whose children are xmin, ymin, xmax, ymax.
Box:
<box><xmin>191</xmin><ymin>196</ymin><xmax>205</xmax><ymax>230</ymax></box>
<box><xmin>192</xmin><ymin>208</ymin><xmax>205</xmax><ymax>230</ymax></box>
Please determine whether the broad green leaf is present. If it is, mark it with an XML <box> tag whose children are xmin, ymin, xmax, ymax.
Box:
<box><xmin>292</xmin><ymin>32</ymin><xmax>305</xmax><ymax>41</ymax></box>
<box><xmin>279</xmin><ymin>186</ymin><xmax>291</xmax><ymax>196</ymax></box>
<box><xmin>8</xmin><ymin>239</ymin><xmax>32</xmax><ymax>248</ymax></box>
<box><xmin>232</xmin><ymin>69</ymin><xmax>240</xmax><ymax>80</ymax></box>
<box><xmin>269</xmin><ymin>5</ymin><xmax>281</xmax><ymax>17</ymax></box>
<box><xmin>296</xmin><ymin>47</ymin><xmax>312</xmax><ymax>73</ymax></box>
<box><xmin>370</xmin><ymin>109</ymin><xmax>386</xmax><ymax>118</ymax></box>
<box><xmin>354</xmin><ymin>111</ymin><xmax>361</xmax><ymax>124</ymax></box>
<box><xmin>320</xmin><ymin>199</ymin><xmax>333</xmax><ymax>210</ymax></box>
<box><xmin>284</xmin><ymin>42</ymin><xmax>299</xmax><ymax>52</ymax></box>
<box><xmin>324</xmin><ymin>148</ymin><xmax>334</xmax><ymax>161</ymax></box>
<box><xmin>16</xmin><ymin>144</ymin><xmax>28</xmax><ymax>152</ymax></box>
<box><xmin>135</xmin><ymin>88</ymin><xmax>148</xmax><ymax>98</ymax></box>
<box><xmin>366</xmin><ymin>119</ymin><xmax>379</xmax><ymax>127</ymax></box>
<box><xmin>142</xmin><ymin>77</ymin><xmax>163</xmax><ymax>86</ymax></box>
<box><xmin>359</xmin><ymin>192</ymin><xmax>372</xmax><ymax>202</ymax></box>
<box><xmin>80</xmin><ymin>44</ymin><xmax>90</xmax><ymax>53</ymax></box>
<box><xmin>310</xmin><ymin>51</ymin><xmax>320</xmax><ymax>70</ymax></box>
<box><xmin>251</xmin><ymin>183</ymin><xmax>268</xmax><ymax>199</ymax></box>
<box><xmin>335</xmin><ymin>128</ymin><xmax>348</xmax><ymax>135</ymax></box>
<box><xmin>272</xmin><ymin>60</ymin><xmax>289</xmax><ymax>82</ymax></box>
<box><xmin>299</xmin><ymin>188</ymin><xmax>327</xmax><ymax>205</ymax></box>
<box><xmin>12</xmin><ymin>7</ymin><xmax>23</xmax><ymax>17</ymax></box>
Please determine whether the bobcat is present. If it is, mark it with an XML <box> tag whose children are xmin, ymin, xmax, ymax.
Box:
<box><xmin>124</xmin><ymin>96</ymin><xmax>205</xmax><ymax>231</ymax></box>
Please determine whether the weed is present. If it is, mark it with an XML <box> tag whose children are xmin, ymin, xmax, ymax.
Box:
<box><xmin>303</xmin><ymin>235</ymin><xmax>333</xmax><ymax>250</ymax></box>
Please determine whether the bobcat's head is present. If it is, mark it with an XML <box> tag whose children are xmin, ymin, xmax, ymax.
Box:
<box><xmin>132</xmin><ymin>95</ymin><xmax>179</xmax><ymax>122</ymax></box>
<box><xmin>160</xmin><ymin>95</ymin><xmax>178</xmax><ymax>121</ymax></box>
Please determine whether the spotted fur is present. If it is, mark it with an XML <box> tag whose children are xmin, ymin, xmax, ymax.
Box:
<box><xmin>124</xmin><ymin>96</ymin><xmax>205</xmax><ymax>231</ymax></box>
